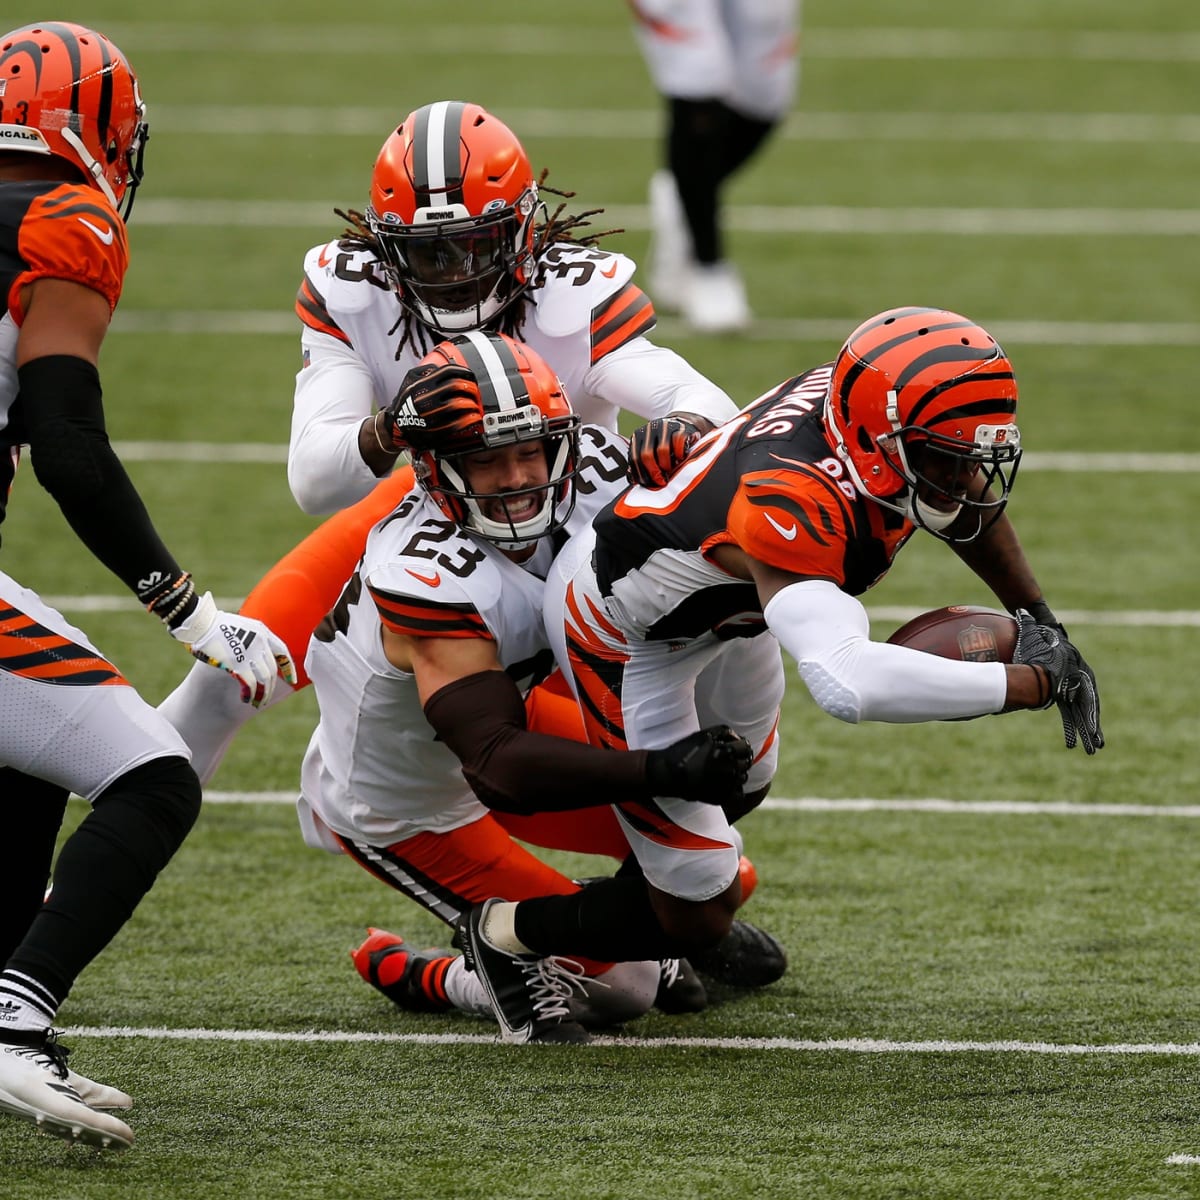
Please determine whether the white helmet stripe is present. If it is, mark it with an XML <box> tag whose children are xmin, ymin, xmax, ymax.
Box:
<box><xmin>422</xmin><ymin>100</ymin><xmax>450</xmax><ymax>192</ymax></box>
<box><xmin>460</xmin><ymin>331</ymin><xmax>524</xmax><ymax>411</ymax></box>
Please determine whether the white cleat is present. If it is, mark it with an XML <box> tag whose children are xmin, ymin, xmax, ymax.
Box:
<box><xmin>682</xmin><ymin>261</ymin><xmax>752</xmax><ymax>334</ymax></box>
<box><xmin>67</xmin><ymin>1067</ymin><xmax>133</xmax><ymax>1111</ymax></box>
<box><xmin>647</xmin><ymin>169</ymin><xmax>692</xmax><ymax>313</ymax></box>
<box><xmin>0</xmin><ymin>1033</ymin><xmax>133</xmax><ymax>1150</ymax></box>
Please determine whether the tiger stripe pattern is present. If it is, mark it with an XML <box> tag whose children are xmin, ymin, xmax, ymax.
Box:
<box><xmin>0</xmin><ymin>602</ymin><xmax>128</xmax><ymax>686</ymax></box>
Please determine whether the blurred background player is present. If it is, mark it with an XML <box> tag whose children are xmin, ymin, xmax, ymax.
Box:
<box><xmin>454</xmin><ymin>306</ymin><xmax>1103</xmax><ymax>1042</ymax></box>
<box><xmin>159</xmin><ymin>99</ymin><xmax>739</xmax><ymax>783</ymax></box>
<box><xmin>0</xmin><ymin>21</ymin><xmax>293</xmax><ymax>1150</ymax></box>
<box><xmin>303</xmin><ymin>333</ymin><xmax>754</xmax><ymax>1041</ymax></box>
<box><xmin>629</xmin><ymin>0</ymin><xmax>801</xmax><ymax>332</ymax></box>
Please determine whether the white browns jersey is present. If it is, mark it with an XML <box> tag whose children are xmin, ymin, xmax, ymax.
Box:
<box><xmin>630</xmin><ymin>0</ymin><xmax>800</xmax><ymax>121</ymax></box>
<box><xmin>298</xmin><ymin>423</ymin><xmax>630</xmax><ymax>847</ymax></box>
<box><xmin>289</xmin><ymin>239</ymin><xmax>737</xmax><ymax>514</ymax></box>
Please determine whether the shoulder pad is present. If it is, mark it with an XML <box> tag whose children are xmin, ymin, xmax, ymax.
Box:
<box><xmin>529</xmin><ymin>244</ymin><xmax>638</xmax><ymax>339</ymax></box>
<box><xmin>300</xmin><ymin>240</ymin><xmax>390</xmax><ymax>317</ymax></box>
<box><xmin>17</xmin><ymin>184</ymin><xmax>128</xmax><ymax>311</ymax></box>
<box><xmin>365</xmin><ymin>503</ymin><xmax>503</xmax><ymax>610</ymax></box>
<box><xmin>728</xmin><ymin>466</ymin><xmax>855</xmax><ymax>581</ymax></box>
<box><xmin>569</xmin><ymin>424</ymin><xmax>632</xmax><ymax>528</ymax></box>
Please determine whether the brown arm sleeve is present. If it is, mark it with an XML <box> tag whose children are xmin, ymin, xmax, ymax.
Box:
<box><xmin>423</xmin><ymin>669</ymin><xmax>652</xmax><ymax>814</ymax></box>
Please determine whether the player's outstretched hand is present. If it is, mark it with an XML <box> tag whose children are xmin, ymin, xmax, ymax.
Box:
<box><xmin>645</xmin><ymin>725</ymin><xmax>754</xmax><ymax>803</ymax></box>
<box><xmin>170</xmin><ymin>592</ymin><xmax>297</xmax><ymax>707</ymax></box>
<box><xmin>628</xmin><ymin>416</ymin><xmax>701</xmax><ymax>488</ymax></box>
<box><xmin>1013</xmin><ymin>609</ymin><xmax>1104</xmax><ymax>754</ymax></box>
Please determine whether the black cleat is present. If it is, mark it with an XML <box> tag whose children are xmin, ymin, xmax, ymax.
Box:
<box><xmin>654</xmin><ymin>958</ymin><xmax>708</xmax><ymax>1013</ymax></box>
<box><xmin>456</xmin><ymin>900</ymin><xmax>591</xmax><ymax>1044</ymax></box>
<box><xmin>690</xmin><ymin>920</ymin><xmax>787</xmax><ymax>988</ymax></box>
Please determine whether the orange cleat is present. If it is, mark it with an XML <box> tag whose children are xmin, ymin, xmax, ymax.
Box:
<box><xmin>351</xmin><ymin>927</ymin><xmax>456</xmax><ymax>1013</ymax></box>
<box><xmin>737</xmin><ymin>855</ymin><xmax>758</xmax><ymax>906</ymax></box>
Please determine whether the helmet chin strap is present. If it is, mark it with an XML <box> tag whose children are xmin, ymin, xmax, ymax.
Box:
<box><xmin>883</xmin><ymin>388</ymin><xmax>962</xmax><ymax>533</ymax></box>
<box><xmin>60</xmin><ymin>127</ymin><xmax>119</xmax><ymax>209</ymax></box>
<box><xmin>905</xmin><ymin>493</ymin><xmax>962</xmax><ymax>533</ymax></box>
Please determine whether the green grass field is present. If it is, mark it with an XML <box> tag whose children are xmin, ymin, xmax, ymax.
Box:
<box><xmin>3</xmin><ymin>2</ymin><xmax>1199</xmax><ymax>1196</ymax></box>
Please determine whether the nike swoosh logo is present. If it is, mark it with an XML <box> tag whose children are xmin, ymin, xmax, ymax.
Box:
<box><xmin>79</xmin><ymin>217</ymin><xmax>114</xmax><ymax>245</ymax></box>
<box><xmin>317</xmin><ymin>243</ymin><xmax>334</xmax><ymax>268</ymax></box>
<box><xmin>406</xmin><ymin>568</ymin><xmax>442</xmax><ymax>587</ymax></box>
<box><xmin>600</xmin><ymin>262</ymin><xmax>618</xmax><ymax>278</ymax></box>
<box><xmin>763</xmin><ymin>511</ymin><xmax>798</xmax><ymax>541</ymax></box>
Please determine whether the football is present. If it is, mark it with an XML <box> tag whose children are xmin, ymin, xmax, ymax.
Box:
<box><xmin>886</xmin><ymin>605</ymin><xmax>1018</xmax><ymax>663</ymax></box>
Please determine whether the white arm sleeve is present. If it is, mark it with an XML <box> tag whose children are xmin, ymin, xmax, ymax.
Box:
<box><xmin>288</xmin><ymin>329</ymin><xmax>382</xmax><ymax>515</ymax></box>
<box><xmin>763</xmin><ymin>579</ymin><xmax>1008</xmax><ymax>724</ymax></box>
<box><xmin>582</xmin><ymin>336</ymin><xmax>739</xmax><ymax>426</ymax></box>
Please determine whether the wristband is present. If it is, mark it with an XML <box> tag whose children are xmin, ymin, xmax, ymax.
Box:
<box><xmin>144</xmin><ymin>571</ymin><xmax>199</xmax><ymax>629</ymax></box>
<box><xmin>374</xmin><ymin>409</ymin><xmax>400</xmax><ymax>457</ymax></box>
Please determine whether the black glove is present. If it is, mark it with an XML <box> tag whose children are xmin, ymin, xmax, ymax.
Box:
<box><xmin>1013</xmin><ymin>609</ymin><xmax>1104</xmax><ymax>754</ymax></box>
<box><xmin>386</xmin><ymin>362</ymin><xmax>481</xmax><ymax>455</ymax></box>
<box><xmin>645</xmin><ymin>725</ymin><xmax>753</xmax><ymax>803</ymax></box>
<box><xmin>1024</xmin><ymin>599</ymin><xmax>1068</xmax><ymax>638</ymax></box>
<box><xmin>628</xmin><ymin>416</ymin><xmax>701</xmax><ymax>488</ymax></box>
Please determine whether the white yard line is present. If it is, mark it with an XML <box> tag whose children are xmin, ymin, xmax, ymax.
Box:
<box><xmin>42</xmin><ymin>596</ymin><xmax>1200</xmax><ymax>626</ymax></box>
<box><xmin>59</xmin><ymin>1025</ymin><xmax>1200</xmax><ymax>1054</ymax></box>
<box><xmin>107</xmin><ymin>312</ymin><xmax>1200</xmax><ymax>348</ymax></box>
<box><xmin>100</xmin><ymin>24</ymin><xmax>1200</xmax><ymax>63</ymax></box>
<box><xmin>195</xmin><ymin>793</ymin><xmax>1200</xmax><ymax>816</ymax></box>
<box><xmin>761</xmin><ymin>799</ymin><xmax>1200</xmax><ymax>817</ymax></box>
<box><xmin>130</xmin><ymin>198</ymin><xmax>1200</xmax><ymax>236</ymax></box>
<box><xmin>147</xmin><ymin>105</ymin><xmax>1200</xmax><ymax>145</ymax></box>
<box><xmin>106</xmin><ymin>441</ymin><xmax>1200</xmax><ymax>471</ymax></box>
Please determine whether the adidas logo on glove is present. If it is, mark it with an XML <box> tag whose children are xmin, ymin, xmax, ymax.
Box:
<box><xmin>391</xmin><ymin>397</ymin><xmax>425</xmax><ymax>428</ymax></box>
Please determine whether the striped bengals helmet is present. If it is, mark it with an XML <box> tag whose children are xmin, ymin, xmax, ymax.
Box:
<box><xmin>825</xmin><ymin>306</ymin><xmax>1022</xmax><ymax>542</ymax></box>
<box><xmin>366</xmin><ymin>101</ymin><xmax>543</xmax><ymax>334</ymax></box>
<box><xmin>0</xmin><ymin>22</ymin><xmax>148</xmax><ymax>219</ymax></box>
<box><xmin>394</xmin><ymin>331</ymin><xmax>580</xmax><ymax>548</ymax></box>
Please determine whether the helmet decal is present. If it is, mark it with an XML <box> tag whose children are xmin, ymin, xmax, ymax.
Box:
<box><xmin>407</xmin><ymin>99</ymin><xmax>468</xmax><ymax>205</ymax></box>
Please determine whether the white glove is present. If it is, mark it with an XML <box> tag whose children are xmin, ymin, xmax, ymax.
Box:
<box><xmin>169</xmin><ymin>591</ymin><xmax>297</xmax><ymax>708</ymax></box>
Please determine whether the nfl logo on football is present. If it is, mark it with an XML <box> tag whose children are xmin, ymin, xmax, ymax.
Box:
<box><xmin>956</xmin><ymin>625</ymin><xmax>999</xmax><ymax>662</ymax></box>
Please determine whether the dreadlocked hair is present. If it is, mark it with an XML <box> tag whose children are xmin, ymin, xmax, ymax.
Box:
<box><xmin>331</xmin><ymin>168</ymin><xmax>625</xmax><ymax>361</ymax></box>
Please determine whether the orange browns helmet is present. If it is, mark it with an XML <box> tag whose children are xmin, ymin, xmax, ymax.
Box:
<box><xmin>393</xmin><ymin>331</ymin><xmax>581</xmax><ymax>549</ymax></box>
<box><xmin>0</xmin><ymin>22</ymin><xmax>148</xmax><ymax>220</ymax></box>
<box><xmin>366</xmin><ymin>100</ymin><xmax>543</xmax><ymax>335</ymax></box>
<box><xmin>825</xmin><ymin>306</ymin><xmax>1022</xmax><ymax>543</ymax></box>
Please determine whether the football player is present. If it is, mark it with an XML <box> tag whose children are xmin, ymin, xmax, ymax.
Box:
<box><xmin>629</xmin><ymin>0</ymin><xmax>801</xmax><ymax>331</ymax></box>
<box><xmin>159</xmin><ymin>99</ymin><xmax>739</xmax><ymax>785</ymax></box>
<box><xmin>453</xmin><ymin>307</ymin><xmax>1104</xmax><ymax>1042</ymax></box>
<box><xmin>0</xmin><ymin>22</ymin><xmax>293</xmax><ymax>1149</ymax></box>
<box><xmin>300</xmin><ymin>332</ymin><xmax>754</xmax><ymax>1043</ymax></box>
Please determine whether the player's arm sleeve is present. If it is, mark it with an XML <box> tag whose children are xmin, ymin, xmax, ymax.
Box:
<box><xmin>763</xmin><ymin>579</ymin><xmax>1008</xmax><ymax>723</ymax></box>
<box><xmin>582</xmin><ymin>336</ymin><xmax>739</xmax><ymax>427</ymax></box>
<box><xmin>423</xmin><ymin>668</ymin><xmax>653</xmax><ymax>813</ymax></box>
<box><xmin>20</xmin><ymin>355</ymin><xmax>185</xmax><ymax>598</ymax></box>
<box><xmin>288</xmin><ymin>328</ymin><xmax>382</xmax><ymax>514</ymax></box>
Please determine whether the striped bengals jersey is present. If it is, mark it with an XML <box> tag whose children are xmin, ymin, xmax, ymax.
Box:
<box><xmin>594</xmin><ymin>363</ymin><xmax>918</xmax><ymax>642</ymax></box>
<box><xmin>0</xmin><ymin>179</ymin><xmax>129</xmax><ymax>524</ymax></box>
<box><xmin>299</xmin><ymin>423</ymin><xmax>629</xmax><ymax>845</ymax></box>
